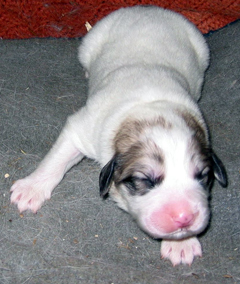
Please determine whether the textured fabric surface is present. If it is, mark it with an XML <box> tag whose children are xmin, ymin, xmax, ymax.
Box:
<box><xmin>0</xmin><ymin>0</ymin><xmax>240</xmax><ymax>39</ymax></box>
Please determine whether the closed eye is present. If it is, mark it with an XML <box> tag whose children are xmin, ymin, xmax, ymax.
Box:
<box><xmin>195</xmin><ymin>167</ymin><xmax>212</xmax><ymax>187</ymax></box>
<box><xmin>122</xmin><ymin>175</ymin><xmax>163</xmax><ymax>195</ymax></box>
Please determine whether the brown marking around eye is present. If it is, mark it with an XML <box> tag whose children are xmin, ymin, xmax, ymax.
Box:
<box><xmin>176</xmin><ymin>109</ymin><xmax>213</xmax><ymax>180</ymax></box>
<box><xmin>114</xmin><ymin>139</ymin><xmax>165</xmax><ymax>190</ymax></box>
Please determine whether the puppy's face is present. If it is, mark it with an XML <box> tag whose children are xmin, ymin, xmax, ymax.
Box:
<box><xmin>100</xmin><ymin>109</ymin><xmax>227</xmax><ymax>240</ymax></box>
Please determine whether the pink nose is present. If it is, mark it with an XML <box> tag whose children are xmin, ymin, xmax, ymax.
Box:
<box><xmin>148</xmin><ymin>202</ymin><xmax>198</xmax><ymax>234</ymax></box>
<box><xmin>173</xmin><ymin>212</ymin><xmax>195</xmax><ymax>229</ymax></box>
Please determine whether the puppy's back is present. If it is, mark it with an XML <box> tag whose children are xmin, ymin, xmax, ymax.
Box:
<box><xmin>79</xmin><ymin>6</ymin><xmax>209</xmax><ymax>99</ymax></box>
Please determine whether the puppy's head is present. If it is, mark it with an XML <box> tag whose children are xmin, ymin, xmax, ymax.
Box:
<box><xmin>99</xmin><ymin>108</ymin><xmax>227</xmax><ymax>240</ymax></box>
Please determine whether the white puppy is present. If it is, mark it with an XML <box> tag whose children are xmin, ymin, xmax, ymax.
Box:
<box><xmin>10</xmin><ymin>6</ymin><xmax>227</xmax><ymax>266</ymax></box>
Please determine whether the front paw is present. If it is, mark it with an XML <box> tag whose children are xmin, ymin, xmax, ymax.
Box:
<box><xmin>10</xmin><ymin>176</ymin><xmax>52</xmax><ymax>213</ymax></box>
<box><xmin>161</xmin><ymin>237</ymin><xmax>202</xmax><ymax>266</ymax></box>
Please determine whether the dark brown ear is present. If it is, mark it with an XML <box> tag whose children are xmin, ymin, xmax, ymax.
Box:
<box><xmin>211</xmin><ymin>151</ymin><xmax>228</xmax><ymax>187</ymax></box>
<box><xmin>99</xmin><ymin>155</ymin><xmax>118</xmax><ymax>198</ymax></box>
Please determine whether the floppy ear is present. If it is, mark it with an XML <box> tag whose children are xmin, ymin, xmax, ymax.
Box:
<box><xmin>99</xmin><ymin>155</ymin><xmax>117</xmax><ymax>198</ymax></box>
<box><xmin>211</xmin><ymin>151</ymin><xmax>228</xmax><ymax>187</ymax></box>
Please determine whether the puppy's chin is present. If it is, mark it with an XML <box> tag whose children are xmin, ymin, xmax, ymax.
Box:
<box><xmin>140</xmin><ymin>226</ymin><xmax>198</xmax><ymax>240</ymax></box>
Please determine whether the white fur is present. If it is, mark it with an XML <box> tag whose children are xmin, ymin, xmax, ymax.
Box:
<box><xmin>10</xmin><ymin>6</ymin><xmax>211</xmax><ymax>266</ymax></box>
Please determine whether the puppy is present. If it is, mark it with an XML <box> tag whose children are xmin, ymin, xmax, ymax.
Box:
<box><xmin>10</xmin><ymin>6</ymin><xmax>227</xmax><ymax>266</ymax></box>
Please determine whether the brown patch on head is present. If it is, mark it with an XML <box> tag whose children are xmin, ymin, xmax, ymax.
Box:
<box><xmin>115</xmin><ymin>140</ymin><xmax>163</xmax><ymax>177</ymax></box>
<box><xmin>114</xmin><ymin>116</ymin><xmax>172</xmax><ymax>154</ymax></box>
<box><xmin>176</xmin><ymin>110</ymin><xmax>208</xmax><ymax>151</ymax></box>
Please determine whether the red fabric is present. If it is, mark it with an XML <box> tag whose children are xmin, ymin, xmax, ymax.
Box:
<box><xmin>0</xmin><ymin>0</ymin><xmax>239</xmax><ymax>39</ymax></box>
